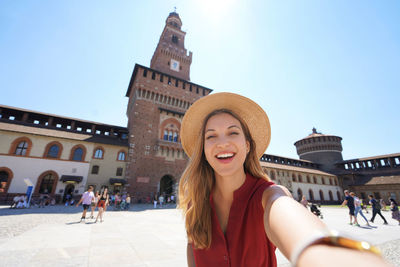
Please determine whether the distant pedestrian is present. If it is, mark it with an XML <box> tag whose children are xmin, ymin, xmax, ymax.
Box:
<box><xmin>153</xmin><ymin>194</ymin><xmax>158</xmax><ymax>209</ymax></box>
<box><xmin>90</xmin><ymin>191</ymin><xmax>99</xmax><ymax>219</ymax></box>
<box><xmin>300</xmin><ymin>195</ymin><xmax>308</xmax><ymax>208</ymax></box>
<box><xmin>170</xmin><ymin>195</ymin><xmax>175</xmax><ymax>203</ymax></box>
<box><xmin>341</xmin><ymin>190</ymin><xmax>359</xmax><ymax>226</ymax></box>
<box><xmin>125</xmin><ymin>194</ymin><xmax>131</xmax><ymax>210</ymax></box>
<box><xmin>368</xmin><ymin>195</ymin><xmax>388</xmax><ymax>225</ymax></box>
<box><xmin>95</xmin><ymin>187</ymin><xmax>109</xmax><ymax>223</ymax></box>
<box><xmin>389</xmin><ymin>198</ymin><xmax>400</xmax><ymax>225</ymax></box>
<box><xmin>350</xmin><ymin>192</ymin><xmax>369</xmax><ymax>226</ymax></box>
<box><xmin>76</xmin><ymin>186</ymin><xmax>95</xmax><ymax>222</ymax></box>
<box><xmin>159</xmin><ymin>195</ymin><xmax>164</xmax><ymax>207</ymax></box>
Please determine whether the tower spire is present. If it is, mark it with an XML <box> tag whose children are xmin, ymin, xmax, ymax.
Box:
<box><xmin>150</xmin><ymin>12</ymin><xmax>192</xmax><ymax>81</ymax></box>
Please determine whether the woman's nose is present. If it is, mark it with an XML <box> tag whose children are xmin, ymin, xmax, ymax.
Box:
<box><xmin>216</xmin><ymin>135</ymin><xmax>229</xmax><ymax>148</ymax></box>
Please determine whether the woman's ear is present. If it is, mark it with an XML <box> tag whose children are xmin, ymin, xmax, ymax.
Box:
<box><xmin>246</xmin><ymin>141</ymin><xmax>250</xmax><ymax>153</ymax></box>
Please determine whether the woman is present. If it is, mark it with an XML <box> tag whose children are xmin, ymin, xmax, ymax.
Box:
<box><xmin>95</xmin><ymin>187</ymin><xmax>109</xmax><ymax>223</ymax></box>
<box><xmin>179</xmin><ymin>92</ymin><xmax>387</xmax><ymax>267</ymax></box>
<box><xmin>389</xmin><ymin>198</ymin><xmax>400</xmax><ymax>225</ymax></box>
<box><xmin>350</xmin><ymin>192</ymin><xmax>369</xmax><ymax>226</ymax></box>
<box><xmin>90</xmin><ymin>191</ymin><xmax>99</xmax><ymax>219</ymax></box>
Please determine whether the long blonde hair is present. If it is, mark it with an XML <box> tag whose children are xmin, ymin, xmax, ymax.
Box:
<box><xmin>178</xmin><ymin>109</ymin><xmax>270</xmax><ymax>249</ymax></box>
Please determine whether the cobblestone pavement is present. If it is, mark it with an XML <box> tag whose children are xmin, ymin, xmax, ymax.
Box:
<box><xmin>0</xmin><ymin>205</ymin><xmax>399</xmax><ymax>266</ymax></box>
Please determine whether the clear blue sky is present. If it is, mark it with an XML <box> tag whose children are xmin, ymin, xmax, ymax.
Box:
<box><xmin>1</xmin><ymin>0</ymin><xmax>399</xmax><ymax>160</ymax></box>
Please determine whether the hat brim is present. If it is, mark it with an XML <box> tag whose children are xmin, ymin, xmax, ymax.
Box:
<box><xmin>180</xmin><ymin>92</ymin><xmax>271</xmax><ymax>159</ymax></box>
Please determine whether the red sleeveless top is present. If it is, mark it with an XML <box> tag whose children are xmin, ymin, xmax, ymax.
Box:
<box><xmin>193</xmin><ymin>174</ymin><xmax>277</xmax><ymax>267</ymax></box>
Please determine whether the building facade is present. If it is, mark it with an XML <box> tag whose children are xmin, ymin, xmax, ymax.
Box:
<box><xmin>0</xmin><ymin>105</ymin><xmax>128</xmax><ymax>203</ymax></box>
<box><xmin>1</xmin><ymin>12</ymin><xmax>398</xmax><ymax>205</ymax></box>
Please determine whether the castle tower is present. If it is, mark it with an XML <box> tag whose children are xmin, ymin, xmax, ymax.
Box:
<box><xmin>150</xmin><ymin>11</ymin><xmax>192</xmax><ymax>81</ymax></box>
<box><xmin>294</xmin><ymin>128</ymin><xmax>343</xmax><ymax>171</ymax></box>
<box><xmin>125</xmin><ymin>12</ymin><xmax>212</xmax><ymax>201</ymax></box>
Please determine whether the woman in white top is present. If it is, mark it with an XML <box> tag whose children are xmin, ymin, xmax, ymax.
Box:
<box><xmin>350</xmin><ymin>192</ymin><xmax>369</xmax><ymax>226</ymax></box>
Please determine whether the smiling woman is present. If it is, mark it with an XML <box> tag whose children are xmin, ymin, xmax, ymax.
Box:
<box><xmin>178</xmin><ymin>92</ymin><xmax>388</xmax><ymax>267</ymax></box>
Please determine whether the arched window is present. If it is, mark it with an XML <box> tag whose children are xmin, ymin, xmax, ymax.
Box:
<box><xmin>307</xmin><ymin>176</ymin><xmax>311</xmax><ymax>183</ymax></box>
<box><xmin>91</xmin><ymin>165</ymin><xmax>99</xmax><ymax>174</ymax></box>
<box><xmin>168</xmin><ymin>131</ymin><xmax>173</xmax><ymax>141</ymax></box>
<box><xmin>292</xmin><ymin>174</ymin><xmax>296</xmax><ymax>182</ymax></box>
<box><xmin>0</xmin><ymin>168</ymin><xmax>13</xmax><ymax>193</ymax></box>
<box><xmin>47</xmin><ymin>145</ymin><xmax>60</xmax><ymax>158</ymax></box>
<box><xmin>298</xmin><ymin>174</ymin><xmax>302</xmax><ymax>183</ymax></box>
<box><xmin>335</xmin><ymin>179</ymin><xmax>338</xmax><ymax>186</ymax></box>
<box><xmin>321</xmin><ymin>177</ymin><xmax>325</xmax><ymax>185</ymax></box>
<box><xmin>173</xmin><ymin>132</ymin><xmax>178</xmax><ymax>142</ymax></box>
<box><xmin>163</xmin><ymin>130</ymin><xmax>168</xmax><ymax>140</ymax></box>
<box><xmin>337</xmin><ymin>191</ymin><xmax>341</xmax><ymax>201</ymax></box>
<box><xmin>72</xmin><ymin>147</ymin><xmax>83</xmax><ymax>161</ymax></box>
<box><xmin>329</xmin><ymin>178</ymin><xmax>333</xmax><ymax>185</ymax></box>
<box><xmin>116</xmin><ymin>167</ymin><xmax>123</xmax><ymax>176</ymax></box>
<box><xmin>117</xmin><ymin>151</ymin><xmax>126</xmax><ymax>161</ymax></box>
<box><xmin>329</xmin><ymin>191</ymin><xmax>333</xmax><ymax>201</ymax></box>
<box><xmin>319</xmin><ymin>190</ymin><xmax>324</xmax><ymax>201</ymax></box>
<box><xmin>309</xmin><ymin>189</ymin><xmax>314</xmax><ymax>201</ymax></box>
<box><xmin>93</xmin><ymin>148</ymin><xmax>104</xmax><ymax>159</ymax></box>
<box><xmin>10</xmin><ymin>137</ymin><xmax>32</xmax><ymax>156</ymax></box>
<box><xmin>313</xmin><ymin>176</ymin><xmax>317</xmax><ymax>184</ymax></box>
<box><xmin>297</xmin><ymin>188</ymin><xmax>303</xmax><ymax>200</ymax></box>
<box><xmin>15</xmin><ymin>141</ymin><xmax>29</xmax><ymax>156</ymax></box>
<box><xmin>37</xmin><ymin>172</ymin><xmax>57</xmax><ymax>194</ymax></box>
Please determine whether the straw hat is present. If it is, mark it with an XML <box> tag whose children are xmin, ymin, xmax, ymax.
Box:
<box><xmin>180</xmin><ymin>92</ymin><xmax>271</xmax><ymax>158</ymax></box>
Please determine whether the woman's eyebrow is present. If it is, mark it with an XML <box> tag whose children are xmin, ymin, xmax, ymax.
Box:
<box><xmin>228</xmin><ymin>125</ymin><xmax>241</xmax><ymax>129</ymax></box>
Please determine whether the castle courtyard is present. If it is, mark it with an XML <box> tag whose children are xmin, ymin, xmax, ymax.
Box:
<box><xmin>0</xmin><ymin>205</ymin><xmax>399</xmax><ymax>267</ymax></box>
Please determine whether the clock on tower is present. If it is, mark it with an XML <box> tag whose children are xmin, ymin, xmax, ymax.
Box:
<box><xmin>170</xmin><ymin>59</ymin><xmax>180</xmax><ymax>72</ymax></box>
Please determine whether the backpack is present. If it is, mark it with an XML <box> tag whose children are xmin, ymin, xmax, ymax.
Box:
<box><xmin>374</xmin><ymin>200</ymin><xmax>381</xmax><ymax>210</ymax></box>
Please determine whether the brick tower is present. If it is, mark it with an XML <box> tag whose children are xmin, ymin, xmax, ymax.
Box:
<box><xmin>125</xmin><ymin>12</ymin><xmax>212</xmax><ymax>202</ymax></box>
<box><xmin>150</xmin><ymin>11</ymin><xmax>192</xmax><ymax>81</ymax></box>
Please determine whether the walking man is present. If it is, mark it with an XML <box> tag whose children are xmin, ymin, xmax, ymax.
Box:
<box><xmin>76</xmin><ymin>185</ymin><xmax>94</xmax><ymax>222</ymax></box>
<box><xmin>341</xmin><ymin>190</ymin><xmax>359</xmax><ymax>226</ymax></box>
<box><xmin>368</xmin><ymin>195</ymin><xmax>388</xmax><ymax>225</ymax></box>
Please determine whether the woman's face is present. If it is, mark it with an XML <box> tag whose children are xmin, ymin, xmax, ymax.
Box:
<box><xmin>204</xmin><ymin>113</ymin><xmax>249</xmax><ymax>179</ymax></box>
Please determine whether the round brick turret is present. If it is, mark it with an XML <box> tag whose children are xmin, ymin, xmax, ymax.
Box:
<box><xmin>294</xmin><ymin>128</ymin><xmax>343</xmax><ymax>171</ymax></box>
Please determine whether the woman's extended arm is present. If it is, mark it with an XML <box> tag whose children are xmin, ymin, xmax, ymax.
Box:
<box><xmin>262</xmin><ymin>185</ymin><xmax>390</xmax><ymax>267</ymax></box>
<box><xmin>187</xmin><ymin>243</ymin><xmax>195</xmax><ymax>267</ymax></box>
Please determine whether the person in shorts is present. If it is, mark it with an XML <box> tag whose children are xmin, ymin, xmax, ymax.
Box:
<box><xmin>76</xmin><ymin>186</ymin><xmax>94</xmax><ymax>222</ymax></box>
<box><xmin>341</xmin><ymin>190</ymin><xmax>359</xmax><ymax>226</ymax></box>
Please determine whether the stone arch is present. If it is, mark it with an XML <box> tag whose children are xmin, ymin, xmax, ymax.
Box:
<box><xmin>159</xmin><ymin>175</ymin><xmax>175</xmax><ymax>196</ymax></box>
<box><xmin>329</xmin><ymin>190</ymin><xmax>333</xmax><ymax>201</ymax></box>
<box><xmin>309</xmin><ymin>189</ymin><xmax>314</xmax><ymax>201</ymax></box>
<box><xmin>35</xmin><ymin>170</ymin><xmax>59</xmax><ymax>195</ymax></box>
<box><xmin>297</xmin><ymin>188</ymin><xmax>303</xmax><ymax>201</ymax></box>
<box><xmin>0</xmin><ymin>167</ymin><xmax>14</xmax><ymax>193</ymax></box>
<box><xmin>319</xmin><ymin>190</ymin><xmax>324</xmax><ymax>201</ymax></box>
<box><xmin>337</xmin><ymin>191</ymin><xmax>341</xmax><ymax>201</ymax></box>
<box><xmin>159</xmin><ymin>117</ymin><xmax>181</xmax><ymax>140</ymax></box>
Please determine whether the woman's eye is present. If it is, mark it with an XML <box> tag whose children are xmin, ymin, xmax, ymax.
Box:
<box><xmin>206</xmin><ymin>135</ymin><xmax>216</xmax><ymax>140</ymax></box>
<box><xmin>229</xmin><ymin>132</ymin><xmax>239</xmax><ymax>135</ymax></box>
